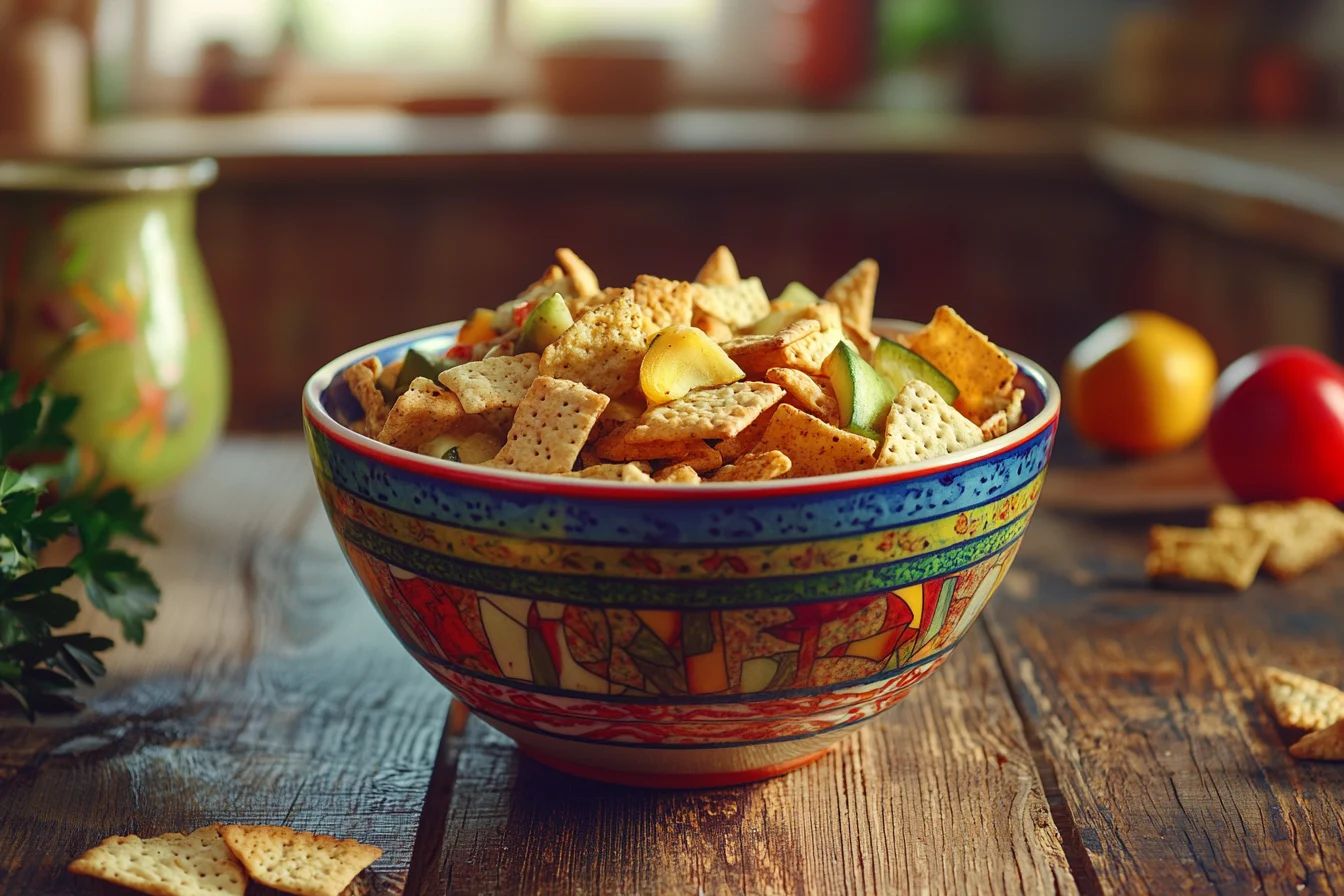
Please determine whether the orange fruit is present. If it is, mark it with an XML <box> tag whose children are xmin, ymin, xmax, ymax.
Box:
<box><xmin>1063</xmin><ymin>311</ymin><xmax>1218</xmax><ymax>455</ymax></box>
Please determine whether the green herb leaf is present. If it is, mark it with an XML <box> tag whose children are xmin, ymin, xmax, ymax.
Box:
<box><xmin>0</xmin><ymin>566</ymin><xmax>75</xmax><ymax>601</ymax></box>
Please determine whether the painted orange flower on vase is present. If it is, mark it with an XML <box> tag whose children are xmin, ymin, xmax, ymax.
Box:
<box><xmin>70</xmin><ymin>282</ymin><xmax>140</xmax><ymax>353</ymax></box>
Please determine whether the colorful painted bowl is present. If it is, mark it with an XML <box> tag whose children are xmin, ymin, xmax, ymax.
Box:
<box><xmin>303</xmin><ymin>319</ymin><xmax>1060</xmax><ymax>788</ymax></box>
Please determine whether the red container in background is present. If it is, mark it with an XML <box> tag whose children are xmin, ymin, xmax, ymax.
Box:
<box><xmin>776</xmin><ymin>0</ymin><xmax>875</xmax><ymax>105</ymax></box>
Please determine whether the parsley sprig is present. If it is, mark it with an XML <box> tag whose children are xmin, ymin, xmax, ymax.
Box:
<box><xmin>0</xmin><ymin>371</ymin><xmax>160</xmax><ymax>719</ymax></box>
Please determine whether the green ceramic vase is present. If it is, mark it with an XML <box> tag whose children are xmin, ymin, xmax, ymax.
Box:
<box><xmin>0</xmin><ymin>159</ymin><xmax>229</xmax><ymax>493</ymax></box>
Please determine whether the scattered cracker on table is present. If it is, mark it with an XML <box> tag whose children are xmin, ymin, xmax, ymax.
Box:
<box><xmin>220</xmin><ymin>824</ymin><xmax>382</xmax><ymax>896</ymax></box>
<box><xmin>695</xmin><ymin>244</ymin><xmax>740</xmax><ymax>287</ymax></box>
<box><xmin>876</xmin><ymin>380</ymin><xmax>984</xmax><ymax>468</ymax></box>
<box><xmin>68</xmin><ymin>825</ymin><xmax>247</xmax><ymax>896</ymax></box>
<box><xmin>485</xmin><ymin>376</ymin><xmax>609</xmax><ymax>475</ymax></box>
<box><xmin>1262</xmin><ymin>666</ymin><xmax>1344</xmax><ymax>731</ymax></box>
<box><xmin>1289</xmin><ymin>718</ymin><xmax>1344</xmax><ymax>761</ymax></box>
<box><xmin>1145</xmin><ymin>525</ymin><xmax>1270</xmax><ymax>591</ymax></box>
<box><xmin>438</xmin><ymin>353</ymin><xmax>540</xmax><ymax>414</ymax></box>
<box><xmin>754</xmin><ymin>404</ymin><xmax>876</xmax><ymax>478</ymax></box>
<box><xmin>624</xmin><ymin>382</ymin><xmax>784</xmax><ymax>445</ymax></box>
<box><xmin>1210</xmin><ymin>499</ymin><xmax>1344</xmax><ymax>580</ymax></box>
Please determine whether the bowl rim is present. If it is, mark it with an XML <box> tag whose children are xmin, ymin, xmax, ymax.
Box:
<box><xmin>303</xmin><ymin>317</ymin><xmax>1060</xmax><ymax>499</ymax></box>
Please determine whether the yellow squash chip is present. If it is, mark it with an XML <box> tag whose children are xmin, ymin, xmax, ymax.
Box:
<box><xmin>695</xmin><ymin>245</ymin><xmax>740</xmax><ymax>286</ymax></box>
<box><xmin>1290</xmin><ymin>718</ymin><xmax>1344</xmax><ymax>761</ymax></box>
<box><xmin>343</xmin><ymin>357</ymin><xmax>389</xmax><ymax>435</ymax></box>
<box><xmin>1262</xmin><ymin>666</ymin><xmax>1344</xmax><ymax>731</ymax></box>
<box><xmin>377</xmin><ymin>379</ymin><xmax>466</xmax><ymax>452</ymax></box>
<box><xmin>824</xmin><ymin>258</ymin><xmax>877</xmax><ymax>344</ymax></box>
<box><xmin>563</xmin><ymin>462</ymin><xmax>656</xmax><ymax>482</ymax></box>
<box><xmin>539</xmin><ymin>294</ymin><xmax>647</xmax><ymax>398</ymax></box>
<box><xmin>713</xmin><ymin>449</ymin><xmax>792</xmax><ymax>482</ymax></box>
<box><xmin>1210</xmin><ymin>499</ymin><xmax>1344</xmax><ymax>580</ymax></box>
<box><xmin>691</xmin><ymin>277</ymin><xmax>771</xmax><ymax>330</ymax></box>
<box><xmin>766</xmin><ymin>367</ymin><xmax>840</xmax><ymax>425</ymax></box>
<box><xmin>754</xmin><ymin>404</ymin><xmax>876</xmax><ymax>478</ymax></box>
<box><xmin>438</xmin><ymin>353</ymin><xmax>540</xmax><ymax>414</ymax></box>
<box><xmin>69</xmin><ymin>826</ymin><xmax>247</xmax><ymax>896</ymax></box>
<box><xmin>877</xmin><ymin>381</ymin><xmax>984</xmax><ymax>468</ymax></box>
<box><xmin>220</xmin><ymin>825</ymin><xmax>382</xmax><ymax>896</ymax></box>
<box><xmin>1145</xmin><ymin>525</ymin><xmax>1269</xmax><ymax>591</ymax></box>
<box><xmin>624</xmin><ymin>382</ymin><xmax>784</xmax><ymax>445</ymax></box>
<box><xmin>485</xmin><ymin>376</ymin><xmax>609</xmax><ymax>474</ymax></box>
<box><xmin>906</xmin><ymin>306</ymin><xmax>1018</xmax><ymax>423</ymax></box>
<box><xmin>631</xmin><ymin>275</ymin><xmax>698</xmax><ymax>329</ymax></box>
<box><xmin>556</xmin><ymin>247</ymin><xmax>599</xmax><ymax>299</ymax></box>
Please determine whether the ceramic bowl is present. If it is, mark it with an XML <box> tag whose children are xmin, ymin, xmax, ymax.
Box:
<box><xmin>303</xmin><ymin>319</ymin><xmax>1060</xmax><ymax>788</ymax></box>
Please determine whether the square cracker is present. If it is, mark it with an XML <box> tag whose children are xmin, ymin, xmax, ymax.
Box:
<box><xmin>68</xmin><ymin>825</ymin><xmax>247</xmax><ymax>896</ymax></box>
<box><xmin>438</xmin><ymin>353</ymin><xmax>540</xmax><ymax>414</ymax></box>
<box><xmin>824</xmin><ymin>258</ymin><xmax>877</xmax><ymax>342</ymax></box>
<box><xmin>722</xmin><ymin>319</ymin><xmax>821</xmax><ymax>359</ymax></box>
<box><xmin>906</xmin><ymin>305</ymin><xmax>1019</xmax><ymax>424</ymax></box>
<box><xmin>1210</xmin><ymin>499</ymin><xmax>1344</xmax><ymax>580</ymax></box>
<box><xmin>1145</xmin><ymin>525</ymin><xmax>1269</xmax><ymax>591</ymax></box>
<box><xmin>377</xmin><ymin>379</ymin><xmax>466</xmax><ymax>451</ymax></box>
<box><xmin>692</xmin><ymin>310</ymin><xmax>734</xmax><ymax>343</ymax></box>
<box><xmin>570</xmin><ymin>286</ymin><xmax>627</xmax><ymax>320</ymax></box>
<box><xmin>653</xmin><ymin>463</ymin><xmax>702</xmax><ymax>484</ymax></box>
<box><xmin>738</xmin><ymin>328</ymin><xmax>843</xmax><ymax>377</ymax></box>
<box><xmin>594</xmin><ymin>421</ymin><xmax>706</xmax><ymax>462</ymax></box>
<box><xmin>1261</xmin><ymin>666</ymin><xmax>1344</xmax><ymax>731</ymax></box>
<box><xmin>691</xmin><ymin>277</ymin><xmax>771</xmax><ymax>330</ymax></box>
<box><xmin>713</xmin><ymin>449</ymin><xmax>792</xmax><ymax>482</ymax></box>
<box><xmin>767</xmin><ymin>367</ymin><xmax>840</xmax><ymax>425</ymax></box>
<box><xmin>220</xmin><ymin>824</ymin><xmax>382</xmax><ymax>896</ymax></box>
<box><xmin>877</xmin><ymin>380</ymin><xmax>984</xmax><ymax>468</ymax></box>
<box><xmin>343</xmin><ymin>357</ymin><xmax>389</xmax><ymax>435</ymax></box>
<box><xmin>624</xmin><ymin>382</ymin><xmax>784</xmax><ymax>445</ymax></box>
<box><xmin>696</xmin><ymin>245</ymin><xmax>740</xmax><ymax>286</ymax></box>
<box><xmin>754</xmin><ymin>404</ymin><xmax>876</xmax><ymax>478</ymax></box>
<box><xmin>1289</xmin><ymin>718</ymin><xmax>1344</xmax><ymax>761</ymax></box>
<box><xmin>632</xmin><ymin>275</ymin><xmax>697</xmax><ymax>329</ymax></box>
<box><xmin>484</xmin><ymin>376</ymin><xmax>609</xmax><ymax>474</ymax></box>
<box><xmin>540</xmin><ymin>294</ymin><xmax>647</xmax><ymax>398</ymax></box>
<box><xmin>562</xmin><ymin>462</ymin><xmax>656</xmax><ymax>482</ymax></box>
<box><xmin>714</xmin><ymin>404</ymin><xmax>778</xmax><ymax>461</ymax></box>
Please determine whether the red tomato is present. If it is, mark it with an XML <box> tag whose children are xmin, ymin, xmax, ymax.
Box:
<box><xmin>1207</xmin><ymin>347</ymin><xmax>1344</xmax><ymax>503</ymax></box>
<box><xmin>511</xmin><ymin>301</ymin><xmax>537</xmax><ymax>329</ymax></box>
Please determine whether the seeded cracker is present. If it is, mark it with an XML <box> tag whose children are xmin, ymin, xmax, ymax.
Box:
<box><xmin>695</xmin><ymin>245</ymin><xmax>740</xmax><ymax>286</ymax></box>
<box><xmin>378</xmin><ymin>379</ymin><xmax>466</xmax><ymax>451</ymax></box>
<box><xmin>438</xmin><ymin>353</ymin><xmax>540</xmax><ymax>414</ymax></box>
<box><xmin>906</xmin><ymin>305</ymin><xmax>1019</xmax><ymax>424</ymax></box>
<box><xmin>219</xmin><ymin>825</ymin><xmax>381</xmax><ymax>896</ymax></box>
<box><xmin>654</xmin><ymin>463</ymin><xmax>702</xmax><ymax>484</ymax></box>
<box><xmin>68</xmin><ymin>826</ymin><xmax>246</xmax><ymax>896</ymax></box>
<box><xmin>1261</xmin><ymin>666</ymin><xmax>1344</xmax><ymax>731</ymax></box>
<box><xmin>877</xmin><ymin>380</ymin><xmax>984</xmax><ymax>467</ymax></box>
<box><xmin>714</xmin><ymin>404</ymin><xmax>778</xmax><ymax>461</ymax></box>
<box><xmin>624</xmin><ymin>381</ymin><xmax>784</xmax><ymax>445</ymax></box>
<box><xmin>691</xmin><ymin>277</ymin><xmax>771</xmax><ymax>330</ymax></box>
<box><xmin>798</xmin><ymin>301</ymin><xmax>844</xmax><ymax>333</ymax></box>
<box><xmin>343</xmin><ymin>357</ymin><xmax>388</xmax><ymax>435</ymax></box>
<box><xmin>677</xmin><ymin>442</ymin><xmax>724</xmax><ymax>474</ymax></box>
<box><xmin>632</xmin><ymin>275</ymin><xmax>697</xmax><ymax>328</ymax></box>
<box><xmin>722</xmin><ymin>319</ymin><xmax>822</xmax><ymax>358</ymax></box>
<box><xmin>738</xmin><ymin>329</ymin><xmax>844</xmax><ymax>377</ymax></box>
<box><xmin>1289</xmin><ymin>718</ymin><xmax>1344</xmax><ymax>761</ymax></box>
<box><xmin>539</xmin><ymin>294</ymin><xmax>647</xmax><ymax>397</ymax></box>
<box><xmin>824</xmin><ymin>258</ymin><xmax>878</xmax><ymax>344</ymax></box>
<box><xmin>485</xmin><ymin>376</ymin><xmax>609</xmax><ymax>474</ymax></box>
<box><xmin>713</xmin><ymin>450</ymin><xmax>792</xmax><ymax>482</ymax></box>
<box><xmin>1145</xmin><ymin>525</ymin><xmax>1270</xmax><ymax>591</ymax></box>
<box><xmin>754</xmin><ymin>404</ymin><xmax>876</xmax><ymax>478</ymax></box>
<box><xmin>562</xmin><ymin>462</ymin><xmax>655</xmax><ymax>482</ymax></box>
<box><xmin>556</xmin><ymin>247</ymin><xmax>599</xmax><ymax>298</ymax></box>
<box><xmin>767</xmin><ymin>367</ymin><xmax>840</xmax><ymax>425</ymax></box>
<box><xmin>595</xmin><ymin>421</ymin><xmax>706</xmax><ymax>462</ymax></box>
<box><xmin>1210</xmin><ymin>499</ymin><xmax>1344</xmax><ymax>580</ymax></box>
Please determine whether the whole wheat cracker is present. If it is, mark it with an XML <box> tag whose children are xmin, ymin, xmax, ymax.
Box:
<box><xmin>1145</xmin><ymin>525</ymin><xmax>1270</xmax><ymax>591</ymax></box>
<box><xmin>438</xmin><ymin>353</ymin><xmax>540</xmax><ymax>414</ymax></box>
<box><xmin>980</xmin><ymin>388</ymin><xmax>1025</xmax><ymax>440</ymax></box>
<box><xmin>714</xmin><ymin>404</ymin><xmax>778</xmax><ymax>461</ymax></box>
<box><xmin>877</xmin><ymin>380</ymin><xmax>984</xmax><ymax>468</ymax></box>
<box><xmin>766</xmin><ymin>367</ymin><xmax>840</xmax><ymax>425</ymax></box>
<box><xmin>797</xmin><ymin>301</ymin><xmax>844</xmax><ymax>333</ymax></box>
<box><xmin>624</xmin><ymin>382</ymin><xmax>784</xmax><ymax>445</ymax></box>
<box><xmin>713</xmin><ymin>449</ymin><xmax>793</xmax><ymax>483</ymax></box>
<box><xmin>1210</xmin><ymin>500</ymin><xmax>1344</xmax><ymax>580</ymax></box>
<box><xmin>343</xmin><ymin>357</ymin><xmax>388</xmax><ymax>435</ymax></box>
<box><xmin>695</xmin><ymin>245</ymin><xmax>740</xmax><ymax>286</ymax></box>
<box><xmin>825</xmin><ymin>259</ymin><xmax>878</xmax><ymax>344</ymax></box>
<box><xmin>556</xmin><ymin>247</ymin><xmax>599</xmax><ymax>298</ymax></box>
<box><xmin>539</xmin><ymin>294</ymin><xmax>647</xmax><ymax>398</ymax></box>
<box><xmin>735</xmin><ymin>328</ymin><xmax>843</xmax><ymax>377</ymax></box>
<box><xmin>754</xmin><ymin>404</ymin><xmax>876</xmax><ymax>478</ymax></box>
<box><xmin>906</xmin><ymin>305</ymin><xmax>1019</xmax><ymax>424</ymax></box>
<box><xmin>377</xmin><ymin>379</ymin><xmax>466</xmax><ymax>451</ymax></box>
<box><xmin>484</xmin><ymin>376</ymin><xmax>609</xmax><ymax>475</ymax></box>
<box><xmin>563</xmin><ymin>462</ymin><xmax>656</xmax><ymax>482</ymax></box>
<box><xmin>1261</xmin><ymin>666</ymin><xmax>1344</xmax><ymax>731</ymax></box>
<box><xmin>594</xmin><ymin>420</ymin><xmax>706</xmax><ymax>462</ymax></box>
<box><xmin>68</xmin><ymin>826</ymin><xmax>247</xmax><ymax>896</ymax></box>
<box><xmin>570</xmin><ymin>286</ymin><xmax>627</xmax><ymax>320</ymax></box>
<box><xmin>515</xmin><ymin>264</ymin><xmax>574</xmax><ymax>304</ymax></box>
<box><xmin>631</xmin><ymin>275</ymin><xmax>698</xmax><ymax>329</ymax></box>
<box><xmin>691</xmin><ymin>277</ymin><xmax>771</xmax><ymax>330</ymax></box>
<box><xmin>721</xmin><ymin>319</ymin><xmax>821</xmax><ymax>359</ymax></box>
<box><xmin>692</xmin><ymin>310</ymin><xmax>734</xmax><ymax>343</ymax></box>
<box><xmin>1289</xmin><ymin>718</ymin><xmax>1344</xmax><ymax>761</ymax></box>
<box><xmin>220</xmin><ymin>824</ymin><xmax>381</xmax><ymax>896</ymax></box>
<box><xmin>676</xmin><ymin>442</ymin><xmax>724</xmax><ymax>474</ymax></box>
<box><xmin>653</xmin><ymin>463</ymin><xmax>702</xmax><ymax>484</ymax></box>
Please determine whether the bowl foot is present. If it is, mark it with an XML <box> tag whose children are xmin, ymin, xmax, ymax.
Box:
<box><xmin>518</xmin><ymin>743</ymin><xmax>837</xmax><ymax>789</ymax></box>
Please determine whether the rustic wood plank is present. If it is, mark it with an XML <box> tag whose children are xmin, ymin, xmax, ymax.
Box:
<box><xmin>0</xmin><ymin>439</ymin><xmax>450</xmax><ymax>895</ymax></box>
<box><xmin>986</xmin><ymin>452</ymin><xmax>1344</xmax><ymax>896</ymax></box>
<box><xmin>419</xmin><ymin>625</ymin><xmax>1077</xmax><ymax>896</ymax></box>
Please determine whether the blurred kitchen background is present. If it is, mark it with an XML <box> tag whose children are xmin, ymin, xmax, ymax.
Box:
<box><xmin>2</xmin><ymin>0</ymin><xmax>1343</xmax><ymax>430</ymax></box>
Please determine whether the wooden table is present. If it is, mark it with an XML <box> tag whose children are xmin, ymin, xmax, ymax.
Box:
<box><xmin>2</xmin><ymin>437</ymin><xmax>1341</xmax><ymax>895</ymax></box>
